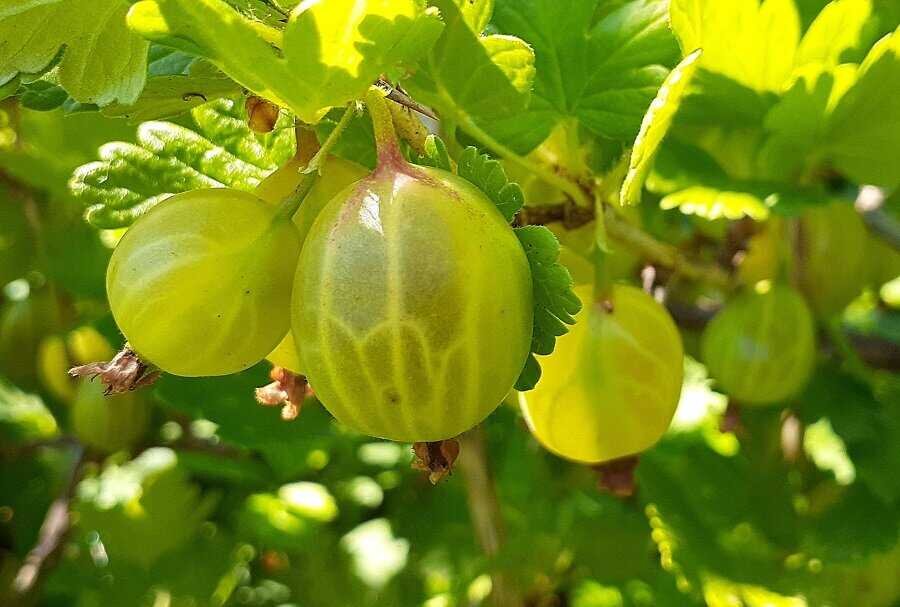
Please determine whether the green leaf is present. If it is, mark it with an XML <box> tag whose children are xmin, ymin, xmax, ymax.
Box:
<box><xmin>660</xmin><ymin>185</ymin><xmax>773</xmax><ymax>221</ymax></box>
<box><xmin>403</xmin><ymin>0</ymin><xmax>535</xmax><ymax>134</ymax></box>
<box><xmin>128</xmin><ymin>0</ymin><xmax>443</xmax><ymax>123</ymax></box>
<box><xmin>490</xmin><ymin>0</ymin><xmax>679</xmax><ymax>153</ymax></box>
<box><xmin>0</xmin><ymin>378</ymin><xmax>58</xmax><ymax>442</ymax></box>
<box><xmin>69</xmin><ymin>98</ymin><xmax>296</xmax><ymax>228</ymax></box>
<box><xmin>0</xmin><ymin>0</ymin><xmax>149</xmax><ymax>105</ymax></box>
<box><xmin>457</xmin><ymin>146</ymin><xmax>524</xmax><ymax>222</ymax></box>
<box><xmin>797</xmin><ymin>367</ymin><xmax>900</xmax><ymax>505</ymax></box>
<box><xmin>759</xmin><ymin>63</ymin><xmax>858</xmax><ymax>180</ymax></box>
<box><xmin>649</xmin><ymin>140</ymin><xmax>838</xmax><ymax>219</ymax></box>
<box><xmin>670</xmin><ymin>0</ymin><xmax>800</xmax><ymax>93</ymax></box>
<box><xmin>75</xmin><ymin>448</ymin><xmax>216</xmax><ymax>568</ymax></box>
<box><xmin>454</xmin><ymin>0</ymin><xmax>493</xmax><ymax>32</ymax></box>
<box><xmin>513</xmin><ymin>225</ymin><xmax>582</xmax><ymax>391</ymax></box>
<box><xmin>100</xmin><ymin>73</ymin><xmax>242</xmax><ymax>123</ymax></box>
<box><xmin>18</xmin><ymin>80</ymin><xmax>69</xmax><ymax>111</ymax></box>
<box><xmin>414</xmin><ymin>133</ymin><xmax>452</xmax><ymax>172</ymax></box>
<box><xmin>825</xmin><ymin>27</ymin><xmax>900</xmax><ymax>188</ymax></box>
<box><xmin>154</xmin><ymin>363</ymin><xmax>343</xmax><ymax>479</ymax></box>
<box><xmin>621</xmin><ymin>49</ymin><xmax>702</xmax><ymax>206</ymax></box>
<box><xmin>796</xmin><ymin>0</ymin><xmax>878</xmax><ymax>67</ymax></box>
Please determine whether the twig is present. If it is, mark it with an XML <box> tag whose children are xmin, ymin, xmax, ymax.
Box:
<box><xmin>519</xmin><ymin>202</ymin><xmax>732</xmax><ymax>288</ymax></box>
<box><xmin>12</xmin><ymin>443</ymin><xmax>85</xmax><ymax>598</ymax></box>
<box><xmin>457</xmin><ymin>427</ymin><xmax>519</xmax><ymax>607</ymax></box>
<box><xmin>0</xmin><ymin>436</ymin><xmax>79</xmax><ymax>459</ymax></box>
<box><xmin>375</xmin><ymin>79</ymin><xmax>438</xmax><ymax>120</ymax></box>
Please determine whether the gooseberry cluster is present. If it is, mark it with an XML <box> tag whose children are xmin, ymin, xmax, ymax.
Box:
<box><xmin>100</xmin><ymin>89</ymin><xmax>888</xmax><ymax>465</ymax></box>
<box><xmin>105</xmin><ymin>92</ymin><xmax>532</xmax><ymax>444</ymax></box>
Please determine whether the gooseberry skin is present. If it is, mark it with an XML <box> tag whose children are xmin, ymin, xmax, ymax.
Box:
<box><xmin>702</xmin><ymin>285</ymin><xmax>815</xmax><ymax>404</ymax></box>
<box><xmin>71</xmin><ymin>381</ymin><xmax>149</xmax><ymax>454</ymax></box>
<box><xmin>519</xmin><ymin>284</ymin><xmax>683</xmax><ymax>464</ymax></box>
<box><xmin>797</xmin><ymin>202</ymin><xmax>868</xmax><ymax>316</ymax></box>
<box><xmin>292</xmin><ymin>164</ymin><xmax>533</xmax><ymax>442</ymax></box>
<box><xmin>107</xmin><ymin>189</ymin><xmax>300</xmax><ymax>377</ymax></box>
<box><xmin>259</xmin><ymin>156</ymin><xmax>368</xmax><ymax>375</ymax></box>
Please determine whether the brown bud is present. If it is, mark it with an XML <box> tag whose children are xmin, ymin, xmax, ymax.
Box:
<box><xmin>245</xmin><ymin>96</ymin><xmax>280</xmax><ymax>133</ymax></box>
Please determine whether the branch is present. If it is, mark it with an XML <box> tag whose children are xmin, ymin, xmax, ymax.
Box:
<box><xmin>12</xmin><ymin>443</ymin><xmax>85</xmax><ymax>598</ymax></box>
<box><xmin>519</xmin><ymin>202</ymin><xmax>732</xmax><ymax>288</ymax></box>
<box><xmin>457</xmin><ymin>427</ymin><xmax>519</xmax><ymax>607</ymax></box>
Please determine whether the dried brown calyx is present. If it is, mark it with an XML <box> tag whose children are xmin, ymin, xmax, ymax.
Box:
<box><xmin>68</xmin><ymin>345</ymin><xmax>160</xmax><ymax>395</ymax></box>
<box><xmin>411</xmin><ymin>439</ymin><xmax>460</xmax><ymax>485</ymax></box>
<box><xmin>255</xmin><ymin>367</ymin><xmax>311</xmax><ymax>421</ymax></box>
<box><xmin>245</xmin><ymin>96</ymin><xmax>281</xmax><ymax>133</ymax></box>
<box><xmin>594</xmin><ymin>455</ymin><xmax>640</xmax><ymax>498</ymax></box>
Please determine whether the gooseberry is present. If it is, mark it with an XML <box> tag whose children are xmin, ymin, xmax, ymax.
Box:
<box><xmin>106</xmin><ymin>188</ymin><xmax>300</xmax><ymax>376</ymax></box>
<box><xmin>797</xmin><ymin>202</ymin><xmax>868</xmax><ymax>316</ymax></box>
<box><xmin>519</xmin><ymin>284</ymin><xmax>683</xmax><ymax>463</ymax></box>
<box><xmin>71</xmin><ymin>380</ymin><xmax>149</xmax><ymax>453</ymax></box>
<box><xmin>702</xmin><ymin>284</ymin><xmax>815</xmax><ymax>404</ymax></box>
<box><xmin>292</xmin><ymin>98</ymin><xmax>533</xmax><ymax>442</ymax></box>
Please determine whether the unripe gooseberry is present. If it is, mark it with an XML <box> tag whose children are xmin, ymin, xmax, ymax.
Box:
<box><xmin>797</xmin><ymin>202</ymin><xmax>868</xmax><ymax>316</ymax></box>
<box><xmin>258</xmin><ymin>154</ymin><xmax>368</xmax><ymax>376</ymax></box>
<box><xmin>702</xmin><ymin>284</ymin><xmax>815</xmax><ymax>404</ymax></box>
<box><xmin>519</xmin><ymin>285</ymin><xmax>683</xmax><ymax>463</ymax></box>
<box><xmin>71</xmin><ymin>380</ymin><xmax>149</xmax><ymax>453</ymax></box>
<box><xmin>106</xmin><ymin>189</ymin><xmax>300</xmax><ymax>376</ymax></box>
<box><xmin>292</xmin><ymin>95</ymin><xmax>533</xmax><ymax>442</ymax></box>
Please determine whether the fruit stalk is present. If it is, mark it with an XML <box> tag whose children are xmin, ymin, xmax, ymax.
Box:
<box><xmin>364</xmin><ymin>86</ymin><xmax>406</xmax><ymax>167</ymax></box>
<box><xmin>275</xmin><ymin>103</ymin><xmax>358</xmax><ymax>221</ymax></box>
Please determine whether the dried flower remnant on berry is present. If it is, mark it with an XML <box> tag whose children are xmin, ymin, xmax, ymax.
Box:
<box><xmin>68</xmin><ymin>345</ymin><xmax>160</xmax><ymax>395</ymax></box>
<box><xmin>412</xmin><ymin>439</ymin><xmax>461</xmax><ymax>484</ymax></box>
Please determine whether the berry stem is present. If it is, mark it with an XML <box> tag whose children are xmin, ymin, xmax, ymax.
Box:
<box><xmin>365</xmin><ymin>86</ymin><xmax>406</xmax><ymax>168</ymax></box>
<box><xmin>275</xmin><ymin>103</ymin><xmax>357</xmax><ymax>221</ymax></box>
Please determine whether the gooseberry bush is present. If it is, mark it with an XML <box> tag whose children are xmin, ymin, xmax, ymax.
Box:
<box><xmin>1</xmin><ymin>0</ymin><xmax>900</xmax><ymax>605</ymax></box>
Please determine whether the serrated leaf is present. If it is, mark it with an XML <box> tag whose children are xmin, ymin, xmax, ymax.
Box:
<box><xmin>404</xmin><ymin>0</ymin><xmax>535</xmax><ymax>130</ymax></box>
<box><xmin>414</xmin><ymin>133</ymin><xmax>452</xmax><ymax>171</ymax></box>
<box><xmin>18</xmin><ymin>79</ymin><xmax>68</xmax><ymax>111</ymax></box>
<box><xmin>457</xmin><ymin>145</ymin><xmax>524</xmax><ymax>222</ymax></box>
<box><xmin>759</xmin><ymin>63</ymin><xmax>858</xmax><ymax>180</ymax></box>
<box><xmin>128</xmin><ymin>0</ymin><xmax>443</xmax><ymax>123</ymax></box>
<box><xmin>670</xmin><ymin>0</ymin><xmax>800</xmax><ymax>94</ymax></box>
<box><xmin>454</xmin><ymin>0</ymin><xmax>493</xmax><ymax>33</ymax></box>
<box><xmin>69</xmin><ymin>97</ymin><xmax>295</xmax><ymax>228</ymax></box>
<box><xmin>825</xmin><ymin>27</ymin><xmax>900</xmax><ymax>189</ymax></box>
<box><xmin>0</xmin><ymin>0</ymin><xmax>149</xmax><ymax>106</ymax></box>
<box><xmin>796</xmin><ymin>0</ymin><xmax>877</xmax><ymax>67</ymax></box>
<box><xmin>100</xmin><ymin>74</ymin><xmax>242</xmax><ymax>123</ymax></box>
<box><xmin>514</xmin><ymin>225</ymin><xmax>582</xmax><ymax>390</ymax></box>
<box><xmin>650</xmin><ymin>140</ymin><xmax>839</xmax><ymax>219</ymax></box>
<box><xmin>489</xmin><ymin>0</ymin><xmax>679</xmax><ymax>154</ymax></box>
<box><xmin>621</xmin><ymin>49</ymin><xmax>702</xmax><ymax>206</ymax></box>
<box><xmin>660</xmin><ymin>185</ymin><xmax>773</xmax><ymax>221</ymax></box>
